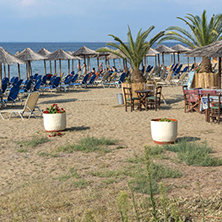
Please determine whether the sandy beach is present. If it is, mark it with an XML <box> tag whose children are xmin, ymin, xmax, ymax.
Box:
<box><xmin>0</xmin><ymin>85</ymin><xmax>222</xmax><ymax>220</ymax></box>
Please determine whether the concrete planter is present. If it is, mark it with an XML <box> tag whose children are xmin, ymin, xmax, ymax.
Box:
<box><xmin>43</xmin><ymin>112</ymin><xmax>66</xmax><ymax>132</ymax></box>
<box><xmin>151</xmin><ymin>118</ymin><xmax>178</xmax><ymax>144</ymax></box>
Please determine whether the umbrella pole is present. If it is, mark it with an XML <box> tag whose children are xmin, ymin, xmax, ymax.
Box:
<box><xmin>3</xmin><ymin>64</ymin><xmax>6</xmax><ymax>78</ymax></box>
<box><xmin>97</xmin><ymin>57</ymin><xmax>99</xmax><ymax>72</ymax></box>
<box><xmin>113</xmin><ymin>59</ymin><xmax>116</xmax><ymax>68</ymax></box>
<box><xmin>0</xmin><ymin>63</ymin><xmax>2</xmax><ymax>91</ymax></box>
<box><xmin>59</xmin><ymin>59</ymin><xmax>61</xmax><ymax>78</ymax></box>
<box><xmin>187</xmin><ymin>57</ymin><xmax>189</xmax><ymax>69</ymax></box>
<box><xmin>178</xmin><ymin>53</ymin><xmax>180</xmax><ymax>65</ymax></box>
<box><xmin>218</xmin><ymin>57</ymin><xmax>221</xmax><ymax>89</ymax></box>
<box><xmin>8</xmin><ymin>65</ymin><xmax>10</xmax><ymax>80</ymax></box>
<box><xmin>50</xmin><ymin>61</ymin><xmax>52</xmax><ymax>73</ymax></box>
<box><xmin>68</xmin><ymin>60</ymin><xmax>70</xmax><ymax>74</ymax></box>
<box><xmin>72</xmin><ymin>59</ymin><xmax>74</xmax><ymax>72</ymax></box>
<box><xmin>44</xmin><ymin>60</ymin><xmax>47</xmax><ymax>75</ymax></box>
<box><xmin>26</xmin><ymin>63</ymin><xmax>28</xmax><ymax>79</ymax></box>
<box><xmin>29</xmin><ymin>61</ymin><xmax>32</xmax><ymax>77</ymax></box>
<box><xmin>54</xmin><ymin>60</ymin><xmax>57</xmax><ymax>75</ymax></box>
<box><xmin>119</xmin><ymin>58</ymin><xmax>121</xmax><ymax>70</ymax></box>
<box><xmin>17</xmin><ymin>63</ymin><xmax>21</xmax><ymax>80</ymax></box>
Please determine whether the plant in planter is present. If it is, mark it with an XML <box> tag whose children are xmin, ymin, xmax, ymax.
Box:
<box><xmin>43</xmin><ymin>104</ymin><xmax>66</xmax><ymax>132</ymax></box>
<box><xmin>151</xmin><ymin>118</ymin><xmax>178</xmax><ymax>144</ymax></box>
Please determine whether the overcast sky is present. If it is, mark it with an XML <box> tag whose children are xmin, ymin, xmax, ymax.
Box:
<box><xmin>0</xmin><ymin>0</ymin><xmax>222</xmax><ymax>42</ymax></box>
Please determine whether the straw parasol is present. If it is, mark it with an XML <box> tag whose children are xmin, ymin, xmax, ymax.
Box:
<box><xmin>155</xmin><ymin>45</ymin><xmax>175</xmax><ymax>67</ymax></box>
<box><xmin>0</xmin><ymin>47</ymin><xmax>25</xmax><ymax>89</ymax></box>
<box><xmin>145</xmin><ymin>48</ymin><xmax>159</xmax><ymax>67</ymax></box>
<box><xmin>37</xmin><ymin>48</ymin><xmax>52</xmax><ymax>74</ymax></box>
<box><xmin>73</xmin><ymin>46</ymin><xmax>98</xmax><ymax>73</ymax></box>
<box><xmin>185</xmin><ymin>41</ymin><xmax>222</xmax><ymax>88</ymax></box>
<box><xmin>171</xmin><ymin>44</ymin><xmax>191</xmax><ymax>65</ymax></box>
<box><xmin>15</xmin><ymin>48</ymin><xmax>46</xmax><ymax>78</ymax></box>
<box><xmin>47</xmin><ymin>49</ymin><xmax>76</xmax><ymax>77</ymax></box>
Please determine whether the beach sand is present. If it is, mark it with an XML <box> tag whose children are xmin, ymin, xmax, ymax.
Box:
<box><xmin>0</xmin><ymin>85</ymin><xmax>222</xmax><ymax>219</ymax></box>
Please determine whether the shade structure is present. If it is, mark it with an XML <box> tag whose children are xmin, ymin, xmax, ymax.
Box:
<box><xmin>97</xmin><ymin>47</ymin><xmax>111</xmax><ymax>71</ymax></box>
<box><xmin>37</xmin><ymin>48</ymin><xmax>51</xmax><ymax>75</ymax></box>
<box><xmin>73</xmin><ymin>46</ymin><xmax>98</xmax><ymax>73</ymax></box>
<box><xmin>155</xmin><ymin>45</ymin><xmax>175</xmax><ymax>67</ymax></box>
<box><xmin>145</xmin><ymin>48</ymin><xmax>159</xmax><ymax>68</ymax></box>
<box><xmin>0</xmin><ymin>47</ymin><xmax>24</xmax><ymax>90</ymax></box>
<box><xmin>15</xmin><ymin>48</ymin><xmax>46</xmax><ymax>78</ymax></box>
<box><xmin>185</xmin><ymin>41</ymin><xmax>222</xmax><ymax>88</ymax></box>
<box><xmin>46</xmin><ymin>49</ymin><xmax>77</xmax><ymax>77</ymax></box>
<box><xmin>171</xmin><ymin>44</ymin><xmax>191</xmax><ymax>65</ymax></box>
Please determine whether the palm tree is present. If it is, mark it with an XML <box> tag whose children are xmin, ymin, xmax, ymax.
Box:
<box><xmin>96</xmin><ymin>26</ymin><xmax>164</xmax><ymax>83</ymax></box>
<box><xmin>158</xmin><ymin>10</ymin><xmax>222</xmax><ymax>73</ymax></box>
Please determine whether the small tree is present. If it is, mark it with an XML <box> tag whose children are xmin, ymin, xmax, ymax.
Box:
<box><xmin>159</xmin><ymin>10</ymin><xmax>222</xmax><ymax>73</ymax></box>
<box><xmin>97</xmin><ymin>26</ymin><xmax>164</xmax><ymax>83</ymax></box>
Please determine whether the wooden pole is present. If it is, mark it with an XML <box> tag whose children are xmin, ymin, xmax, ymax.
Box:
<box><xmin>218</xmin><ymin>57</ymin><xmax>221</xmax><ymax>89</ymax></box>
<box><xmin>177</xmin><ymin>53</ymin><xmax>180</xmax><ymax>65</ymax></box>
<box><xmin>50</xmin><ymin>61</ymin><xmax>52</xmax><ymax>73</ymax></box>
<box><xmin>4</xmin><ymin>64</ymin><xmax>6</xmax><ymax>78</ymax></box>
<box><xmin>68</xmin><ymin>60</ymin><xmax>70</xmax><ymax>74</ymax></box>
<box><xmin>54</xmin><ymin>60</ymin><xmax>57</xmax><ymax>75</ymax></box>
<box><xmin>72</xmin><ymin>59</ymin><xmax>74</xmax><ymax>72</ymax></box>
<box><xmin>0</xmin><ymin>63</ymin><xmax>2</xmax><ymax>91</ymax></box>
<box><xmin>97</xmin><ymin>57</ymin><xmax>99</xmax><ymax>72</ymax></box>
<box><xmin>59</xmin><ymin>59</ymin><xmax>61</xmax><ymax>77</ymax></box>
<box><xmin>26</xmin><ymin>63</ymin><xmax>28</xmax><ymax>78</ymax></box>
<box><xmin>17</xmin><ymin>63</ymin><xmax>21</xmax><ymax>80</ymax></box>
<box><xmin>44</xmin><ymin>60</ymin><xmax>47</xmax><ymax>75</ymax></box>
<box><xmin>8</xmin><ymin>65</ymin><xmax>10</xmax><ymax>79</ymax></box>
<box><xmin>119</xmin><ymin>58</ymin><xmax>121</xmax><ymax>70</ymax></box>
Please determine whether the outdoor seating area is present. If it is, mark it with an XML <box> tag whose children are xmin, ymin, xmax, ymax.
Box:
<box><xmin>183</xmin><ymin>87</ymin><xmax>222</xmax><ymax>123</ymax></box>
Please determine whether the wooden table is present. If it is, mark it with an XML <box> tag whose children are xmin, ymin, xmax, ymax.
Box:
<box><xmin>134</xmin><ymin>89</ymin><xmax>151</xmax><ymax>111</ymax></box>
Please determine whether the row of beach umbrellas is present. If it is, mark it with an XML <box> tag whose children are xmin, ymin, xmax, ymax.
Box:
<box><xmin>0</xmin><ymin>44</ymin><xmax>193</xmax><ymax>90</ymax></box>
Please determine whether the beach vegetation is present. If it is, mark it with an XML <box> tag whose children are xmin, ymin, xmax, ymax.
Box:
<box><xmin>163</xmin><ymin>139</ymin><xmax>222</xmax><ymax>166</ymax></box>
<box><xmin>96</xmin><ymin>25</ymin><xmax>164</xmax><ymax>83</ymax></box>
<box><xmin>16</xmin><ymin>136</ymin><xmax>49</xmax><ymax>149</ymax></box>
<box><xmin>159</xmin><ymin>10</ymin><xmax>222</xmax><ymax>73</ymax></box>
<box><xmin>57</xmin><ymin>136</ymin><xmax>118</xmax><ymax>153</ymax></box>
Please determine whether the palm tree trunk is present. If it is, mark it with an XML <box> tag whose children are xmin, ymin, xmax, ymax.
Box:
<box><xmin>131</xmin><ymin>69</ymin><xmax>145</xmax><ymax>83</ymax></box>
<box><xmin>199</xmin><ymin>57</ymin><xmax>212</xmax><ymax>73</ymax></box>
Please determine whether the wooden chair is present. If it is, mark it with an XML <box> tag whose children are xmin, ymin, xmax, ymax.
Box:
<box><xmin>207</xmin><ymin>94</ymin><xmax>222</xmax><ymax>124</ymax></box>
<box><xmin>147</xmin><ymin>86</ymin><xmax>162</xmax><ymax>111</ymax></box>
<box><xmin>122</xmin><ymin>87</ymin><xmax>139</xmax><ymax>112</ymax></box>
<box><xmin>183</xmin><ymin>89</ymin><xmax>200</xmax><ymax>113</ymax></box>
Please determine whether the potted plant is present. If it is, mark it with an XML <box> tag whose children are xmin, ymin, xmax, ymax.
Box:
<box><xmin>43</xmin><ymin>104</ymin><xmax>66</xmax><ymax>132</ymax></box>
<box><xmin>151</xmin><ymin>118</ymin><xmax>178</xmax><ymax>144</ymax></box>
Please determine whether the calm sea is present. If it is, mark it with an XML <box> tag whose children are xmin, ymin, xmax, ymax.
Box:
<box><xmin>0</xmin><ymin>42</ymin><xmax>200</xmax><ymax>79</ymax></box>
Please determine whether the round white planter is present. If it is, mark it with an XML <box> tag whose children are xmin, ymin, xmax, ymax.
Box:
<box><xmin>151</xmin><ymin>118</ymin><xmax>178</xmax><ymax>144</ymax></box>
<box><xmin>43</xmin><ymin>112</ymin><xmax>66</xmax><ymax>132</ymax></box>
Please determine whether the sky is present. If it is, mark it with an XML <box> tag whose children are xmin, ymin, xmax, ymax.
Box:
<box><xmin>0</xmin><ymin>0</ymin><xmax>222</xmax><ymax>42</ymax></box>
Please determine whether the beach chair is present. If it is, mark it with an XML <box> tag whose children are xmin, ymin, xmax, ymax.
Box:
<box><xmin>19</xmin><ymin>80</ymin><xmax>32</xmax><ymax>94</ymax></box>
<box><xmin>71</xmin><ymin>74</ymin><xmax>89</xmax><ymax>88</ymax></box>
<box><xmin>86</xmin><ymin>74</ymin><xmax>97</xmax><ymax>87</ymax></box>
<box><xmin>69</xmin><ymin>74</ymin><xmax>79</xmax><ymax>88</ymax></box>
<box><xmin>0</xmin><ymin>92</ymin><xmax>41</xmax><ymax>120</ymax></box>
<box><xmin>183</xmin><ymin>89</ymin><xmax>200</xmax><ymax>113</ymax></box>
<box><xmin>147</xmin><ymin>86</ymin><xmax>162</xmax><ymax>111</ymax></box>
<box><xmin>123</xmin><ymin>87</ymin><xmax>140</xmax><ymax>112</ymax></box>
<box><xmin>40</xmin><ymin>77</ymin><xmax>61</xmax><ymax>93</ymax></box>
<box><xmin>32</xmin><ymin>79</ymin><xmax>42</xmax><ymax>91</ymax></box>
<box><xmin>2</xmin><ymin>86</ymin><xmax>21</xmax><ymax>106</ymax></box>
<box><xmin>207</xmin><ymin>94</ymin><xmax>222</xmax><ymax>124</ymax></box>
<box><xmin>60</xmin><ymin>75</ymin><xmax>73</xmax><ymax>91</ymax></box>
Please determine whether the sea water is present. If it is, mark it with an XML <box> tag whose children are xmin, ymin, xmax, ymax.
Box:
<box><xmin>0</xmin><ymin>42</ymin><xmax>201</xmax><ymax>80</ymax></box>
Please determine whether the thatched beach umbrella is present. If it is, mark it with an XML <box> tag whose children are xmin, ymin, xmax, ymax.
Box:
<box><xmin>171</xmin><ymin>44</ymin><xmax>191</xmax><ymax>65</ymax></box>
<box><xmin>73</xmin><ymin>46</ymin><xmax>98</xmax><ymax>74</ymax></box>
<box><xmin>97</xmin><ymin>47</ymin><xmax>111</xmax><ymax>71</ymax></box>
<box><xmin>0</xmin><ymin>47</ymin><xmax>24</xmax><ymax>89</ymax></box>
<box><xmin>15</xmin><ymin>48</ymin><xmax>46</xmax><ymax>78</ymax></box>
<box><xmin>185</xmin><ymin>41</ymin><xmax>222</xmax><ymax>88</ymax></box>
<box><xmin>37</xmin><ymin>48</ymin><xmax>51</xmax><ymax>74</ymax></box>
<box><xmin>155</xmin><ymin>45</ymin><xmax>175</xmax><ymax>67</ymax></box>
<box><xmin>146</xmin><ymin>48</ymin><xmax>159</xmax><ymax>67</ymax></box>
<box><xmin>47</xmin><ymin>49</ymin><xmax>76</xmax><ymax>77</ymax></box>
